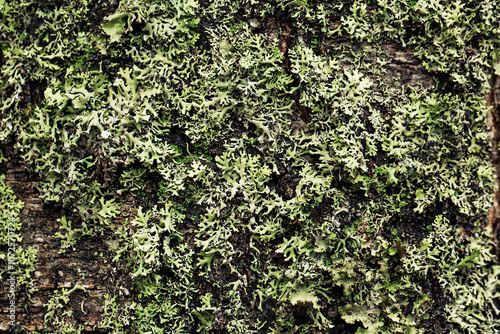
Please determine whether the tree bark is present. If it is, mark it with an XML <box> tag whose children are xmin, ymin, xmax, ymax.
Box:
<box><xmin>1</xmin><ymin>1</ymin><xmax>499</xmax><ymax>333</ymax></box>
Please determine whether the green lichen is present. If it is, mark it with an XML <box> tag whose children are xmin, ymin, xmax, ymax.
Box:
<box><xmin>43</xmin><ymin>284</ymin><xmax>87</xmax><ymax>333</ymax></box>
<box><xmin>0</xmin><ymin>174</ymin><xmax>37</xmax><ymax>296</ymax></box>
<box><xmin>0</xmin><ymin>0</ymin><xmax>499</xmax><ymax>333</ymax></box>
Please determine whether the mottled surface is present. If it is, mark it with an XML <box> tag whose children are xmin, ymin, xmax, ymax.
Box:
<box><xmin>0</xmin><ymin>1</ymin><xmax>499</xmax><ymax>333</ymax></box>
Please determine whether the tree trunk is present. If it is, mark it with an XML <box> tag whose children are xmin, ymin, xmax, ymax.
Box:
<box><xmin>1</xmin><ymin>1</ymin><xmax>499</xmax><ymax>333</ymax></box>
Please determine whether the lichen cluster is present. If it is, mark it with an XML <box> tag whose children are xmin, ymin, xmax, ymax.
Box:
<box><xmin>1</xmin><ymin>0</ymin><xmax>500</xmax><ymax>333</ymax></box>
<box><xmin>0</xmin><ymin>175</ymin><xmax>37</xmax><ymax>295</ymax></box>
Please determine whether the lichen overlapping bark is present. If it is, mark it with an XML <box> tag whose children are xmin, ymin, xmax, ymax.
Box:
<box><xmin>1</xmin><ymin>1</ymin><xmax>499</xmax><ymax>333</ymax></box>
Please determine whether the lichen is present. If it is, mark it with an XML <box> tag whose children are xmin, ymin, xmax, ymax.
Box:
<box><xmin>0</xmin><ymin>0</ymin><xmax>499</xmax><ymax>333</ymax></box>
<box><xmin>0</xmin><ymin>174</ymin><xmax>37</xmax><ymax>295</ymax></box>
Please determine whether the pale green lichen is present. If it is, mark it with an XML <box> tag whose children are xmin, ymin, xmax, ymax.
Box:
<box><xmin>0</xmin><ymin>0</ymin><xmax>499</xmax><ymax>333</ymax></box>
<box><xmin>0</xmin><ymin>174</ymin><xmax>37</xmax><ymax>295</ymax></box>
<box><xmin>43</xmin><ymin>284</ymin><xmax>87</xmax><ymax>333</ymax></box>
